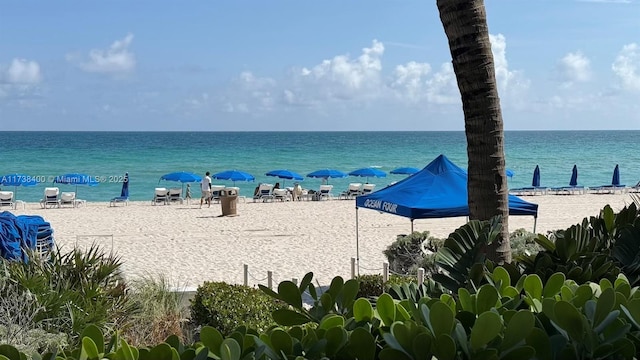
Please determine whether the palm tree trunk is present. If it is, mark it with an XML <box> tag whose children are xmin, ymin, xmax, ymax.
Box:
<box><xmin>436</xmin><ymin>0</ymin><xmax>511</xmax><ymax>263</ymax></box>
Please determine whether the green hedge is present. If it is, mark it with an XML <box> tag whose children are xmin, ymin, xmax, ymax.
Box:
<box><xmin>18</xmin><ymin>269</ymin><xmax>640</xmax><ymax>360</ymax></box>
<box><xmin>355</xmin><ymin>273</ymin><xmax>418</xmax><ymax>298</ymax></box>
<box><xmin>190</xmin><ymin>282</ymin><xmax>282</xmax><ymax>336</ymax></box>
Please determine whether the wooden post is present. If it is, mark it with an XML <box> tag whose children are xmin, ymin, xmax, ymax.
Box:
<box><xmin>417</xmin><ymin>268</ymin><xmax>425</xmax><ymax>286</ymax></box>
<box><xmin>267</xmin><ymin>271</ymin><xmax>273</xmax><ymax>289</ymax></box>
<box><xmin>383</xmin><ymin>262</ymin><xmax>389</xmax><ymax>284</ymax></box>
<box><xmin>351</xmin><ymin>257</ymin><xmax>356</xmax><ymax>279</ymax></box>
<box><xmin>243</xmin><ymin>264</ymin><xmax>248</xmax><ymax>286</ymax></box>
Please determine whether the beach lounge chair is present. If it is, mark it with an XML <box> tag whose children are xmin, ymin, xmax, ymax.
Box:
<box><xmin>0</xmin><ymin>191</ymin><xmax>14</xmax><ymax>208</ymax></box>
<box><xmin>225</xmin><ymin>186</ymin><xmax>246</xmax><ymax>203</ymax></box>
<box><xmin>589</xmin><ymin>164</ymin><xmax>626</xmax><ymax>194</ymax></box>
<box><xmin>548</xmin><ymin>165</ymin><xmax>585</xmax><ymax>195</ymax></box>
<box><xmin>110</xmin><ymin>174</ymin><xmax>130</xmax><ymax>206</ymax></box>
<box><xmin>273</xmin><ymin>188</ymin><xmax>291</xmax><ymax>201</ymax></box>
<box><xmin>299</xmin><ymin>188</ymin><xmax>313</xmax><ymax>201</ymax></box>
<box><xmin>360</xmin><ymin>184</ymin><xmax>376</xmax><ymax>195</ymax></box>
<box><xmin>152</xmin><ymin>187</ymin><xmax>168</xmax><ymax>205</ymax></box>
<box><xmin>110</xmin><ymin>195</ymin><xmax>129</xmax><ymax>207</ymax></box>
<box><xmin>340</xmin><ymin>183</ymin><xmax>362</xmax><ymax>199</ymax></box>
<box><xmin>168</xmin><ymin>188</ymin><xmax>184</xmax><ymax>204</ymax></box>
<box><xmin>40</xmin><ymin>187</ymin><xmax>60</xmax><ymax>208</ymax></box>
<box><xmin>210</xmin><ymin>185</ymin><xmax>225</xmax><ymax>204</ymax></box>
<box><xmin>318</xmin><ymin>184</ymin><xmax>334</xmax><ymax>200</ymax></box>
<box><xmin>60</xmin><ymin>192</ymin><xmax>77</xmax><ymax>207</ymax></box>
<box><xmin>253</xmin><ymin>183</ymin><xmax>274</xmax><ymax>202</ymax></box>
<box><xmin>629</xmin><ymin>181</ymin><xmax>640</xmax><ymax>193</ymax></box>
<box><xmin>509</xmin><ymin>165</ymin><xmax>548</xmax><ymax>196</ymax></box>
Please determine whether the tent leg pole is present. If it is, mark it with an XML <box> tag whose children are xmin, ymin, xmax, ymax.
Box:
<box><xmin>411</xmin><ymin>219</ymin><xmax>414</xmax><ymax>233</ymax></box>
<box><xmin>356</xmin><ymin>207</ymin><xmax>360</xmax><ymax>276</ymax></box>
<box><xmin>533</xmin><ymin>216</ymin><xmax>537</xmax><ymax>234</ymax></box>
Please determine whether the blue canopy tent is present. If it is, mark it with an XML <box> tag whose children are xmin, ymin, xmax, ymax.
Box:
<box><xmin>354</xmin><ymin>155</ymin><xmax>538</xmax><ymax>272</ymax></box>
<box><xmin>390</xmin><ymin>167</ymin><xmax>420</xmax><ymax>175</ymax></box>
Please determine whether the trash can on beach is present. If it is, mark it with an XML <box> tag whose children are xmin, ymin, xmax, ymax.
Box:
<box><xmin>220</xmin><ymin>188</ymin><xmax>238</xmax><ymax>216</ymax></box>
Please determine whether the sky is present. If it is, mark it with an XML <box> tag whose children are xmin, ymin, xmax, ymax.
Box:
<box><xmin>1</xmin><ymin>0</ymin><xmax>639</xmax><ymax>131</ymax></box>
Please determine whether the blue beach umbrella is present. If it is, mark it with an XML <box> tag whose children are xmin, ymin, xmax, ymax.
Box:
<box><xmin>0</xmin><ymin>173</ymin><xmax>39</xmax><ymax>187</ymax></box>
<box><xmin>612</xmin><ymin>164</ymin><xmax>621</xmax><ymax>186</ymax></box>
<box><xmin>390</xmin><ymin>167</ymin><xmax>420</xmax><ymax>175</ymax></box>
<box><xmin>569</xmin><ymin>165</ymin><xmax>578</xmax><ymax>187</ymax></box>
<box><xmin>160</xmin><ymin>171</ymin><xmax>202</xmax><ymax>183</ymax></box>
<box><xmin>307</xmin><ymin>169</ymin><xmax>348</xmax><ymax>184</ymax></box>
<box><xmin>0</xmin><ymin>173</ymin><xmax>39</xmax><ymax>198</ymax></box>
<box><xmin>111</xmin><ymin>173</ymin><xmax>129</xmax><ymax>204</ymax></box>
<box><xmin>213</xmin><ymin>170</ymin><xmax>255</xmax><ymax>186</ymax></box>
<box><xmin>531</xmin><ymin>165</ymin><xmax>541</xmax><ymax>187</ymax></box>
<box><xmin>160</xmin><ymin>171</ymin><xmax>201</xmax><ymax>194</ymax></box>
<box><xmin>53</xmin><ymin>173</ymin><xmax>99</xmax><ymax>197</ymax></box>
<box><xmin>120</xmin><ymin>173</ymin><xmax>130</xmax><ymax>198</ymax></box>
<box><xmin>349</xmin><ymin>168</ymin><xmax>387</xmax><ymax>183</ymax></box>
<box><xmin>265</xmin><ymin>169</ymin><xmax>303</xmax><ymax>188</ymax></box>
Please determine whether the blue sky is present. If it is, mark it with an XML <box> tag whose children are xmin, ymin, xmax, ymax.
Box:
<box><xmin>1</xmin><ymin>0</ymin><xmax>639</xmax><ymax>131</ymax></box>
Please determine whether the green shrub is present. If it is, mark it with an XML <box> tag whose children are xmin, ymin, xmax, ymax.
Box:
<box><xmin>190</xmin><ymin>282</ymin><xmax>282</xmax><ymax>335</ymax></box>
<box><xmin>1</xmin><ymin>245</ymin><xmax>135</xmax><ymax>346</ymax></box>
<box><xmin>355</xmin><ymin>273</ymin><xmax>423</xmax><ymax>298</ymax></box>
<box><xmin>509</xmin><ymin>227</ymin><xmax>540</xmax><ymax>258</ymax></box>
<box><xmin>383</xmin><ymin>231</ymin><xmax>444</xmax><ymax>275</ymax></box>
<box><xmin>517</xmin><ymin>204</ymin><xmax>640</xmax><ymax>285</ymax></box>
<box><xmin>4</xmin><ymin>267</ymin><xmax>639</xmax><ymax>360</ymax></box>
<box><xmin>354</xmin><ymin>274</ymin><xmax>383</xmax><ymax>298</ymax></box>
<box><xmin>121</xmin><ymin>276</ymin><xmax>189</xmax><ymax>347</ymax></box>
<box><xmin>0</xmin><ymin>278</ymin><xmax>68</xmax><ymax>355</ymax></box>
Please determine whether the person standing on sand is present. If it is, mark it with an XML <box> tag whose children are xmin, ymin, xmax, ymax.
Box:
<box><xmin>292</xmin><ymin>183</ymin><xmax>302</xmax><ymax>201</ymax></box>
<box><xmin>200</xmin><ymin>171</ymin><xmax>212</xmax><ymax>208</ymax></box>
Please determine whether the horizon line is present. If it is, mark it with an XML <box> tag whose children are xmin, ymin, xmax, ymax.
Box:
<box><xmin>0</xmin><ymin>129</ymin><xmax>638</xmax><ymax>133</ymax></box>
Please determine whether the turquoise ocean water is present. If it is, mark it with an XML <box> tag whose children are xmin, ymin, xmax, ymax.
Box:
<box><xmin>1</xmin><ymin>131</ymin><xmax>639</xmax><ymax>202</ymax></box>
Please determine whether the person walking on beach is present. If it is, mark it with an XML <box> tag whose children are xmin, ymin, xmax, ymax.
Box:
<box><xmin>200</xmin><ymin>171</ymin><xmax>212</xmax><ymax>208</ymax></box>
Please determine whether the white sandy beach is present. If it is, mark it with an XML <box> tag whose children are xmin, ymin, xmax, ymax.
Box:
<box><xmin>7</xmin><ymin>194</ymin><xmax>634</xmax><ymax>289</ymax></box>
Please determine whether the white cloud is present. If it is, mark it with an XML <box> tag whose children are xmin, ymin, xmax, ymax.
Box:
<box><xmin>490</xmin><ymin>34</ymin><xmax>530</xmax><ymax>97</ymax></box>
<box><xmin>5</xmin><ymin>58</ymin><xmax>42</xmax><ymax>84</ymax></box>
<box><xmin>0</xmin><ymin>58</ymin><xmax>43</xmax><ymax>108</ymax></box>
<box><xmin>299</xmin><ymin>40</ymin><xmax>385</xmax><ymax>100</ymax></box>
<box><xmin>70</xmin><ymin>34</ymin><xmax>136</xmax><ymax>74</ymax></box>
<box><xmin>426</xmin><ymin>63</ymin><xmax>459</xmax><ymax>105</ymax></box>
<box><xmin>227</xmin><ymin>71</ymin><xmax>277</xmax><ymax>112</ymax></box>
<box><xmin>612</xmin><ymin>43</ymin><xmax>640</xmax><ymax>91</ymax></box>
<box><xmin>218</xmin><ymin>37</ymin><xmax>528</xmax><ymax>115</ymax></box>
<box><xmin>390</xmin><ymin>61</ymin><xmax>431</xmax><ymax>103</ymax></box>
<box><xmin>238</xmin><ymin>71</ymin><xmax>276</xmax><ymax>89</ymax></box>
<box><xmin>223</xmin><ymin>102</ymin><xmax>249</xmax><ymax>113</ymax></box>
<box><xmin>558</xmin><ymin>51</ymin><xmax>592</xmax><ymax>86</ymax></box>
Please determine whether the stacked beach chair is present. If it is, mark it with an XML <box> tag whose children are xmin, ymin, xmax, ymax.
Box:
<box><xmin>0</xmin><ymin>211</ymin><xmax>54</xmax><ymax>261</ymax></box>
